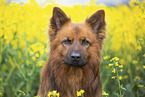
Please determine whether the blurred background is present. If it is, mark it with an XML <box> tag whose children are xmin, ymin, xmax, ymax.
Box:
<box><xmin>7</xmin><ymin>0</ymin><xmax>136</xmax><ymax>6</ymax></box>
<box><xmin>0</xmin><ymin>0</ymin><xmax>145</xmax><ymax>97</ymax></box>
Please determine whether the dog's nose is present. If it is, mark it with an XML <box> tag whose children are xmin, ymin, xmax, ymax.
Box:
<box><xmin>70</xmin><ymin>51</ymin><xmax>81</xmax><ymax>60</ymax></box>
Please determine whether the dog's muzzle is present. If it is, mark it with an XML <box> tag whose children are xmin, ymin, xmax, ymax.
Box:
<box><xmin>64</xmin><ymin>51</ymin><xmax>86</xmax><ymax>67</ymax></box>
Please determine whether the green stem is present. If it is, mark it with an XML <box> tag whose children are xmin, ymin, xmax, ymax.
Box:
<box><xmin>116</xmin><ymin>70</ymin><xmax>122</xmax><ymax>97</ymax></box>
<box><xmin>5</xmin><ymin>65</ymin><xmax>16</xmax><ymax>83</ymax></box>
<box><xmin>13</xmin><ymin>58</ymin><xmax>26</xmax><ymax>80</ymax></box>
<box><xmin>114</xmin><ymin>60</ymin><xmax>122</xmax><ymax>97</ymax></box>
<box><xmin>122</xmin><ymin>32</ymin><xmax>134</xmax><ymax>97</ymax></box>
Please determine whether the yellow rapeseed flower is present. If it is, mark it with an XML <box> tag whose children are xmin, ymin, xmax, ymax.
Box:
<box><xmin>143</xmin><ymin>65</ymin><xmax>145</xmax><ymax>69</ymax></box>
<box><xmin>48</xmin><ymin>92</ymin><xmax>52</xmax><ymax>97</ymax></box>
<box><xmin>115</xmin><ymin>62</ymin><xmax>119</xmax><ymax>66</ymax></box>
<box><xmin>53</xmin><ymin>90</ymin><xmax>57</xmax><ymax>94</ymax></box>
<box><xmin>121</xmin><ymin>84</ymin><xmax>123</xmax><ymax>88</ymax></box>
<box><xmin>112</xmin><ymin>68</ymin><xmax>115</xmax><ymax>73</ymax></box>
<box><xmin>4</xmin><ymin>35</ymin><xmax>9</xmax><ymax>40</ymax></box>
<box><xmin>35</xmin><ymin>53</ymin><xmax>39</xmax><ymax>57</ymax></box>
<box><xmin>119</xmin><ymin>65</ymin><xmax>123</xmax><ymax>68</ymax></box>
<box><xmin>138</xmin><ymin>85</ymin><xmax>144</xmax><ymax>88</ymax></box>
<box><xmin>110</xmin><ymin>57</ymin><xmax>119</xmax><ymax>62</ymax></box>
<box><xmin>77</xmin><ymin>91</ymin><xmax>81</xmax><ymax>96</ymax></box>
<box><xmin>48</xmin><ymin>90</ymin><xmax>60</xmax><ymax>97</ymax></box>
<box><xmin>108</xmin><ymin>63</ymin><xmax>113</xmax><ymax>66</ymax></box>
<box><xmin>114</xmin><ymin>57</ymin><xmax>119</xmax><ymax>61</ymax></box>
<box><xmin>120</xmin><ymin>69</ymin><xmax>123</xmax><ymax>72</ymax></box>
<box><xmin>111</xmin><ymin>76</ymin><xmax>115</xmax><ymax>79</ymax></box>
<box><xmin>56</xmin><ymin>92</ymin><xmax>60</xmax><ymax>97</ymax></box>
<box><xmin>143</xmin><ymin>54</ymin><xmax>145</xmax><ymax>57</ymax></box>
<box><xmin>80</xmin><ymin>89</ymin><xmax>85</xmax><ymax>94</ymax></box>
<box><xmin>77</xmin><ymin>89</ymin><xmax>85</xmax><ymax>96</ymax></box>
<box><xmin>119</xmin><ymin>76</ymin><xmax>122</xmax><ymax>80</ymax></box>
<box><xmin>103</xmin><ymin>55</ymin><xmax>110</xmax><ymax>60</ymax></box>
<box><xmin>38</xmin><ymin>63</ymin><xmax>43</xmax><ymax>67</ymax></box>
<box><xmin>102</xmin><ymin>91</ymin><xmax>109</xmax><ymax>96</ymax></box>
<box><xmin>32</xmin><ymin>56</ymin><xmax>36</xmax><ymax>61</ymax></box>
<box><xmin>137</xmin><ymin>45</ymin><xmax>142</xmax><ymax>51</ymax></box>
<box><xmin>39</xmin><ymin>49</ymin><xmax>44</xmax><ymax>55</ymax></box>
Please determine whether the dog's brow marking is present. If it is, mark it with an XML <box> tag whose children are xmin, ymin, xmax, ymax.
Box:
<box><xmin>74</xmin><ymin>25</ymin><xmax>79</xmax><ymax>35</ymax></box>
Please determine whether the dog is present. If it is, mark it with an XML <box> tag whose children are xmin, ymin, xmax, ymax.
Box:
<box><xmin>38</xmin><ymin>7</ymin><xmax>106</xmax><ymax>97</ymax></box>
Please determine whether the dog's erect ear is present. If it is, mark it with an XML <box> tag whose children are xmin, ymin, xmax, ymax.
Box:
<box><xmin>86</xmin><ymin>9</ymin><xmax>105</xmax><ymax>33</ymax></box>
<box><xmin>86</xmin><ymin>9</ymin><xmax>106</xmax><ymax>47</ymax></box>
<box><xmin>50</xmin><ymin>7</ymin><xmax>70</xmax><ymax>32</ymax></box>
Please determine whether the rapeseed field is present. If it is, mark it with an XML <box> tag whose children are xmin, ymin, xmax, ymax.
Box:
<box><xmin>0</xmin><ymin>0</ymin><xmax>145</xmax><ymax>97</ymax></box>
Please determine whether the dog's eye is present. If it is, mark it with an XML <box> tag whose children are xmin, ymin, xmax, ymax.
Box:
<box><xmin>82</xmin><ymin>39</ymin><xmax>90</xmax><ymax>46</ymax></box>
<box><xmin>62</xmin><ymin>38</ymin><xmax>71</xmax><ymax>45</ymax></box>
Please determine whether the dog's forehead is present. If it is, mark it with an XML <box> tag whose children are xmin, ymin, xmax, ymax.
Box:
<box><xmin>72</xmin><ymin>22</ymin><xmax>96</xmax><ymax>40</ymax></box>
<box><xmin>57</xmin><ymin>22</ymin><xmax>95</xmax><ymax>39</ymax></box>
<box><xmin>64</xmin><ymin>22</ymin><xmax>92</xmax><ymax>36</ymax></box>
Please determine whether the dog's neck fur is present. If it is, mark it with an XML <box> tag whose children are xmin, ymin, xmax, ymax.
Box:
<box><xmin>43</xmin><ymin>54</ymin><xmax>102</xmax><ymax>97</ymax></box>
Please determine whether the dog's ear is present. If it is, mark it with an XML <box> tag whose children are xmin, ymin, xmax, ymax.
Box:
<box><xmin>85</xmin><ymin>9</ymin><xmax>106</xmax><ymax>46</ymax></box>
<box><xmin>49</xmin><ymin>7</ymin><xmax>70</xmax><ymax>41</ymax></box>
<box><xmin>86</xmin><ymin>9</ymin><xmax>105</xmax><ymax>33</ymax></box>
<box><xmin>50</xmin><ymin>7</ymin><xmax>70</xmax><ymax>32</ymax></box>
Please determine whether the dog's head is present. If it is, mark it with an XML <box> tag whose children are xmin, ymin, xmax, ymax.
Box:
<box><xmin>49</xmin><ymin>7</ymin><xmax>106</xmax><ymax>67</ymax></box>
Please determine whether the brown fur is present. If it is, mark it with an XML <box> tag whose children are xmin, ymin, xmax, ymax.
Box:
<box><xmin>38</xmin><ymin>7</ymin><xmax>106</xmax><ymax>97</ymax></box>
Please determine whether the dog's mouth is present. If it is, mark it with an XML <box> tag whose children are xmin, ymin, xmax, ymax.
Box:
<box><xmin>64</xmin><ymin>58</ymin><xmax>86</xmax><ymax>67</ymax></box>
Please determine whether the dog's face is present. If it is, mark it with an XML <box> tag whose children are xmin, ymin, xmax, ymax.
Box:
<box><xmin>49</xmin><ymin>7</ymin><xmax>106</xmax><ymax>67</ymax></box>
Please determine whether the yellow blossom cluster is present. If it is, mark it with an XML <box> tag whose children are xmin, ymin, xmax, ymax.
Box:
<box><xmin>47</xmin><ymin>89</ymin><xmax>85</xmax><ymax>97</ymax></box>
<box><xmin>109</xmin><ymin>57</ymin><xmax>124</xmax><ymax>84</ymax></box>
<box><xmin>102</xmin><ymin>91</ymin><xmax>109</xmax><ymax>96</ymax></box>
<box><xmin>103</xmin><ymin>55</ymin><xmax>110</xmax><ymax>60</ymax></box>
<box><xmin>77</xmin><ymin>89</ymin><xmax>85</xmax><ymax>97</ymax></box>
<box><xmin>48</xmin><ymin>90</ymin><xmax>60</xmax><ymax>97</ymax></box>
<box><xmin>110</xmin><ymin>57</ymin><xmax>119</xmax><ymax>62</ymax></box>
